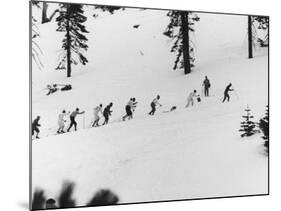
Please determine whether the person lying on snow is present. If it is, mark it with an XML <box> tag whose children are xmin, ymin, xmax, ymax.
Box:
<box><xmin>46</xmin><ymin>84</ymin><xmax>72</xmax><ymax>95</ymax></box>
<box><xmin>46</xmin><ymin>84</ymin><xmax>58</xmax><ymax>95</ymax></box>
<box><xmin>162</xmin><ymin>106</ymin><xmax>177</xmax><ymax>113</ymax></box>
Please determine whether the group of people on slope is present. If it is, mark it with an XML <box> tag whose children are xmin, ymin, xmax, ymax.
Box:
<box><xmin>32</xmin><ymin>76</ymin><xmax>235</xmax><ymax>139</ymax></box>
<box><xmin>92</xmin><ymin>103</ymin><xmax>113</xmax><ymax>127</ymax></box>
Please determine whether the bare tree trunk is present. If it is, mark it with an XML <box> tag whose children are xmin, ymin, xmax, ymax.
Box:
<box><xmin>181</xmin><ymin>12</ymin><xmax>191</xmax><ymax>74</ymax></box>
<box><xmin>66</xmin><ymin>7</ymin><xmax>71</xmax><ymax>78</ymax></box>
<box><xmin>42</xmin><ymin>2</ymin><xmax>59</xmax><ymax>24</ymax></box>
<box><xmin>248</xmin><ymin>16</ymin><xmax>253</xmax><ymax>59</ymax></box>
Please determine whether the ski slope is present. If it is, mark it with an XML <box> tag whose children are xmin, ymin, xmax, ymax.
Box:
<box><xmin>32</xmin><ymin>5</ymin><xmax>268</xmax><ymax>206</ymax></box>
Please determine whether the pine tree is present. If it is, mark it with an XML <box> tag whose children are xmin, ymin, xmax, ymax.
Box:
<box><xmin>259</xmin><ymin>105</ymin><xmax>269</xmax><ymax>149</ymax></box>
<box><xmin>164</xmin><ymin>11</ymin><xmax>200</xmax><ymax>75</ymax></box>
<box><xmin>56</xmin><ymin>3</ymin><xmax>89</xmax><ymax>77</ymax></box>
<box><xmin>239</xmin><ymin>106</ymin><xmax>257</xmax><ymax>137</ymax></box>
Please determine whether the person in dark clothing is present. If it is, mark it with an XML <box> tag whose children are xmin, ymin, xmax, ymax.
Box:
<box><xmin>149</xmin><ymin>95</ymin><xmax>162</xmax><ymax>115</ymax></box>
<box><xmin>123</xmin><ymin>98</ymin><xmax>138</xmax><ymax>121</ymax></box>
<box><xmin>67</xmin><ymin>108</ymin><xmax>85</xmax><ymax>132</ymax></box>
<box><xmin>222</xmin><ymin>83</ymin><xmax>234</xmax><ymax>103</ymax></box>
<box><xmin>103</xmin><ymin>103</ymin><xmax>113</xmax><ymax>125</ymax></box>
<box><xmin>203</xmin><ymin>76</ymin><xmax>211</xmax><ymax>97</ymax></box>
<box><xmin>46</xmin><ymin>84</ymin><xmax>58</xmax><ymax>95</ymax></box>
<box><xmin>32</xmin><ymin>116</ymin><xmax>41</xmax><ymax>139</ymax></box>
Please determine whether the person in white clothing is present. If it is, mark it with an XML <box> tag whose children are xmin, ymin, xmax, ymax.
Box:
<box><xmin>92</xmin><ymin>104</ymin><xmax>103</xmax><ymax>127</ymax></box>
<box><xmin>57</xmin><ymin>110</ymin><xmax>69</xmax><ymax>134</ymax></box>
<box><xmin>185</xmin><ymin>90</ymin><xmax>198</xmax><ymax>108</ymax></box>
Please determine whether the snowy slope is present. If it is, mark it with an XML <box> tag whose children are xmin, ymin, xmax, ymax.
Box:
<box><xmin>31</xmin><ymin>4</ymin><xmax>268</xmax><ymax>206</ymax></box>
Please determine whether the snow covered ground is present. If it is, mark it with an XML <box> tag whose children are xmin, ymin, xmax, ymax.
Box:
<box><xmin>31</xmin><ymin>4</ymin><xmax>268</xmax><ymax>207</ymax></box>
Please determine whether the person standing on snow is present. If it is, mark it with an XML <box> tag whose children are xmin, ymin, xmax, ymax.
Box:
<box><xmin>92</xmin><ymin>104</ymin><xmax>103</xmax><ymax>127</ymax></box>
<box><xmin>122</xmin><ymin>98</ymin><xmax>133</xmax><ymax>121</ymax></box>
<box><xmin>185</xmin><ymin>90</ymin><xmax>198</xmax><ymax>108</ymax></box>
<box><xmin>222</xmin><ymin>83</ymin><xmax>234</xmax><ymax>103</ymax></box>
<box><xmin>67</xmin><ymin>108</ymin><xmax>85</xmax><ymax>132</ymax></box>
<box><xmin>149</xmin><ymin>95</ymin><xmax>162</xmax><ymax>115</ymax></box>
<box><xmin>103</xmin><ymin>103</ymin><xmax>113</xmax><ymax>125</ymax></box>
<box><xmin>123</xmin><ymin>98</ymin><xmax>138</xmax><ymax>121</ymax></box>
<box><xmin>32</xmin><ymin>116</ymin><xmax>41</xmax><ymax>139</ymax></box>
<box><xmin>57</xmin><ymin>110</ymin><xmax>69</xmax><ymax>134</ymax></box>
<box><xmin>203</xmin><ymin>76</ymin><xmax>211</xmax><ymax>97</ymax></box>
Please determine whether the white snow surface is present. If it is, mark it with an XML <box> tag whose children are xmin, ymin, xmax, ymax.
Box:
<box><xmin>32</xmin><ymin>4</ymin><xmax>268</xmax><ymax>206</ymax></box>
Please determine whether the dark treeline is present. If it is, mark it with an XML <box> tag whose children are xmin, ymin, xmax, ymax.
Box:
<box><xmin>32</xmin><ymin>181</ymin><xmax>119</xmax><ymax>210</ymax></box>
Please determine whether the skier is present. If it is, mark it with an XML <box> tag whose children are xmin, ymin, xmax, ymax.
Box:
<box><xmin>222</xmin><ymin>83</ymin><xmax>234</xmax><ymax>103</ymax></box>
<box><xmin>103</xmin><ymin>103</ymin><xmax>113</xmax><ymax>125</ymax></box>
<box><xmin>149</xmin><ymin>95</ymin><xmax>162</xmax><ymax>115</ymax></box>
<box><xmin>92</xmin><ymin>104</ymin><xmax>103</xmax><ymax>127</ymax></box>
<box><xmin>57</xmin><ymin>110</ymin><xmax>69</xmax><ymax>134</ymax></box>
<box><xmin>202</xmin><ymin>76</ymin><xmax>211</xmax><ymax>97</ymax></box>
<box><xmin>122</xmin><ymin>99</ymin><xmax>133</xmax><ymax>121</ymax></box>
<box><xmin>185</xmin><ymin>90</ymin><xmax>198</xmax><ymax>108</ymax></box>
<box><xmin>131</xmin><ymin>98</ymin><xmax>138</xmax><ymax>113</ymax></box>
<box><xmin>122</xmin><ymin>98</ymin><xmax>138</xmax><ymax>121</ymax></box>
<box><xmin>32</xmin><ymin>116</ymin><xmax>41</xmax><ymax>139</ymax></box>
<box><xmin>67</xmin><ymin>108</ymin><xmax>85</xmax><ymax>132</ymax></box>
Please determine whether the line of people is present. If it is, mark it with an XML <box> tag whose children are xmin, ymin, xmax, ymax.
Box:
<box><xmin>32</xmin><ymin>76</ymin><xmax>235</xmax><ymax>139</ymax></box>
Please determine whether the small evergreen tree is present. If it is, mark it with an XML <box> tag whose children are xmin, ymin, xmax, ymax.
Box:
<box><xmin>259</xmin><ymin>105</ymin><xmax>269</xmax><ymax>149</ymax></box>
<box><xmin>56</xmin><ymin>3</ymin><xmax>89</xmax><ymax>77</ymax></box>
<box><xmin>164</xmin><ymin>11</ymin><xmax>200</xmax><ymax>74</ymax></box>
<box><xmin>239</xmin><ymin>106</ymin><xmax>256</xmax><ymax>137</ymax></box>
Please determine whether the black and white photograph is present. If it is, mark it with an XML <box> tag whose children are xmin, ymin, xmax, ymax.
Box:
<box><xmin>30</xmin><ymin>0</ymin><xmax>269</xmax><ymax>210</ymax></box>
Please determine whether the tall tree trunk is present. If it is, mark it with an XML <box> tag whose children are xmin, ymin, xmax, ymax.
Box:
<box><xmin>181</xmin><ymin>12</ymin><xmax>191</xmax><ymax>74</ymax></box>
<box><xmin>248</xmin><ymin>16</ymin><xmax>253</xmax><ymax>59</ymax></box>
<box><xmin>66</xmin><ymin>7</ymin><xmax>71</xmax><ymax>78</ymax></box>
<box><xmin>42</xmin><ymin>2</ymin><xmax>59</xmax><ymax>24</ymax></box>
